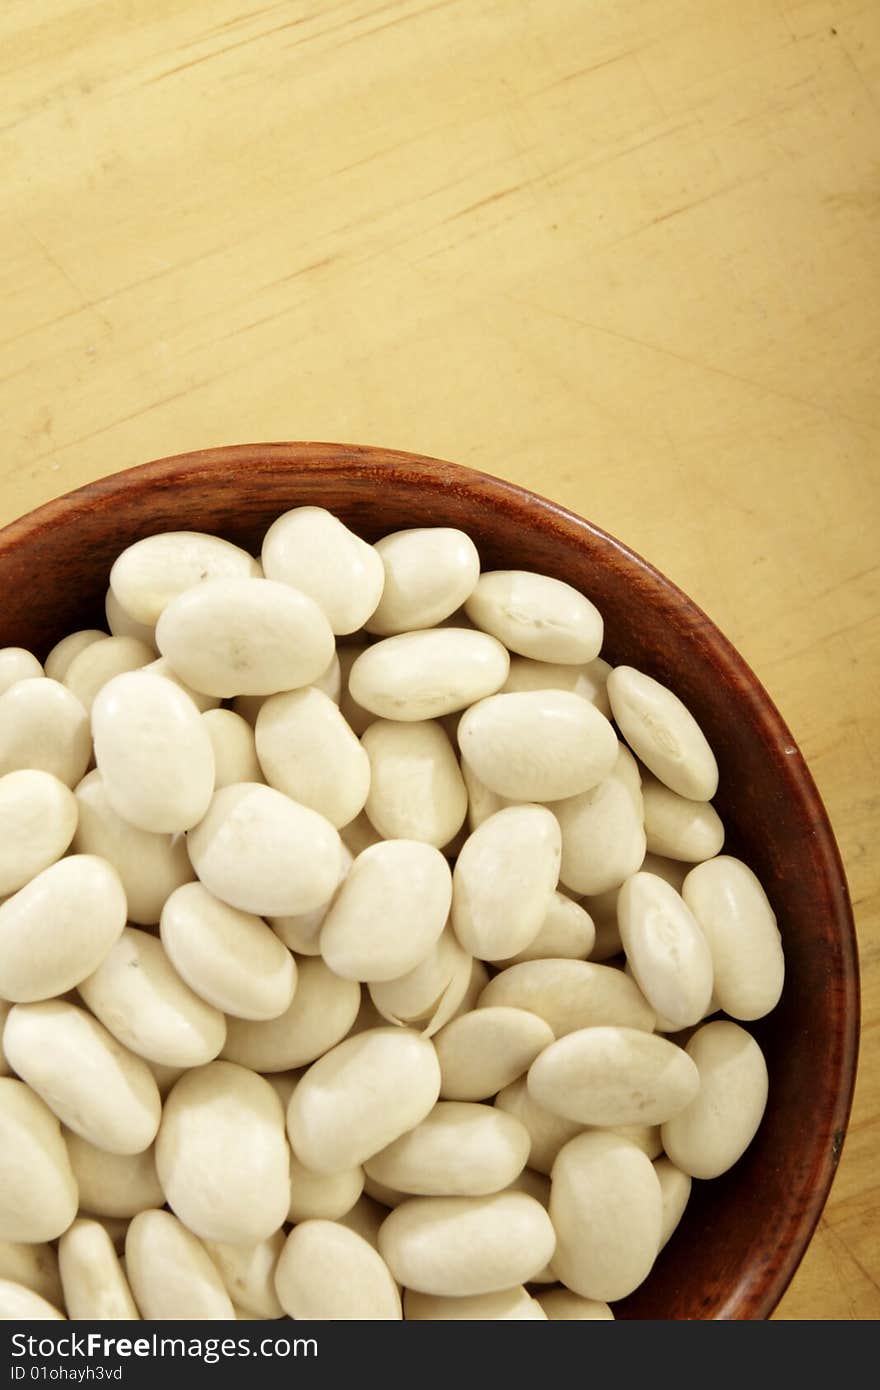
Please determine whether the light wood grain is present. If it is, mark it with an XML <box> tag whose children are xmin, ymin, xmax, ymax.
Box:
<box><xmin>1</xmin><ymin>0</ymin><xmax>877</xmax><ymax>1319</ymax></box>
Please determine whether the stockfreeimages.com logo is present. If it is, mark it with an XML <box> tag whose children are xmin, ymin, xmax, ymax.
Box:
<box><xmin>11</xmin><ymin>1332</ymin><xmax>317</xmax><ymax>1372</ymax></box>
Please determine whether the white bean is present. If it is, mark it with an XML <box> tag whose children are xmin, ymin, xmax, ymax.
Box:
<box><xmin>64</xmin><ymin>1131</ymin><xmax>164</xmax><ymax>1218</ymax></box>
<box><xmin>337</xmin><ymin>642</ymin><xmax>374</xmax><ymax>736</ymax></box>
<box><xmin>0</xmin><ymin>678</ymin><xmax>91</xmax><ymax>788</ymax></box>
<box><xmin>0</xmin><ymin>769</ymin><xmax>78</xmax><ymax>897</ymax></box>
<box><xmin>4</xmin><ymin>1001</ymin><xmax>161</xmax><ymax>1154</ymax></box>
<box><xmin>617</xmin><ymin>871</ymin><xmax>714</xmax><ymax>1029</ymax></box>
<box><xmin>0</xmin><ymin>855</ymin><xmax>126</xmax><ymax>1002</ymax></box>
<box><xmin>579</xmin><ymin>876</ymin><xmax>640</xmax><ymax>962</ymax></box>
<box><xmin>682</xmin><ymin>856</ymin><xmax>784</xmax><ymax>1021</ymax></box>
<box><xmin>222</xmin><ymin>956</ymin><xmax>359</xmax><ymax>1071</ymax></box>
<box><xmin>550</xmin><ymin>1131</ymin><xmax>662</xmax><ymax>1301</ymax></box>
<box><xmin>640</xmin><ymin>851</ymin><xmax>689</xmax><ymax>891</ymax></box>
<box><xmin>73</xmin><ymin>770</ymin><xmax>195</xmax><ymax>926</ymax></box>
<box><xmin>255</xmin><ymin>687</ymin><xmax>370</xmax><ymax>828</ymax></box>
<box><xmin>0</xmin><ymin>1002</ymin><xmax>13</xmax><ymax>1077</ymax></box>
<box><xmin>379</xmin><ymin>1191</ymin><xmax>556</xmax><ymax>1296</ymax></box>
<box><xmin>44</xmin><ymin>631</ymin><xmax>108</xmax><ymax>684</ymax></box>
<box><xmin>449</xmin><ymin>958</ymin><xmax>491</xmax><ymax>1021</ymax></box>
<box><xmin>0</xmin><ymin>1078</ymin><xmax>78</xmax><ymax>1242</ymax></box>
<box><xmin>555</xmin><ymin>743</ymin><xmax>647</xmax><ymax>896</ymax></box>
<box><xmin>63</xmin><ymin>636</ymin><xmax>154</xmax><ymax>713</ymax></box>
<box><xmin>201</xmin><ymin>709</ymin><xmax>263</xmax><ymax>788</ymax></box>
<box><xmin>287</xmin><ymin>1028</ymin><xmax>440</xmax><ymax>1174</ymax></box>
<box><xmin>642</xmin><ymin>772</ymin><xmax>724</xmax><ymax>861</ymax></box>
<box><xmin>58</xmin><ymin>1218</ymin><xmax>140</xmax><ymax>1320</ymax></box>
<box><xmin>365</xmin><ymin>1102</ymin><xmax>530</xmax><ymax>1197</ymax></box>
<box><xmin>502</xmin><ymin>654</ymin><xmax>612</xmax><ymax>717</ymax></box>
<box><xmin>479</xmin><ymin>958</ymin><xmax>655</xmax><ymax>1036</ymax></box>
<box><xmin>434</xmin><ymin>1007</ymin><xmax>555</xmax><ymax>1101</ymax></box>
<box><xmin>612</xmin><ymin>1123</ymin><xmax>664</xmax><ymax>1159</ymax></box>
<box><xmin>405</xmin><ymin>1287</ymin><xmax>547</xmax><ymax>1320</ymax></box>
<box><xmin>78</xmin><ymin>927</ymin><xmax>227</xmax><ymax>1067</ymax></box>
<box><xmin>204</xmin><ymin>1231</ymin><xmax>286</xmax><ymax>1319</ymax></box>
<box><xmin>493</xmin><ymin>1078</ymin><xmax>585</xmax><ymax>1177</ymax></box>
<box><xmin>288</xmin><ymin>1157</ymin><xmax>365</xmax><ymax>1223</ymax></box>
<box><xmin>465</xmin><ymin>570</ymin><xmax>602</xmax><ymax>663</ymax></box>
<box><xmin>654</xmin><ymin>1156</ymin><xmax>692</xmax><ymax>1249</ymax></box>
<box><xmin>161</xmin><ymin>882</ymin><xmax>296</xmax><ymax>1021</ymax></box>
<box><xmin>110</xmin><ymin>530</ymin><xmax>260</xmax><ymax>625</ymax></box>
<box><xmin>0</xmin><ymin>1279</ymin><xmax>64</xmax><ymax>1319</ymax></box>
<box><xmin>452</xmin><ymin>805</ymin><xmax>561</xmax><ymax>961</ymax></box>
<box><xmin>458</xmin><ymin>690</ymin><xmax>618</xmax><ymax>802</ymax></box>
<box><xmin>537</xmin><ymin>1290</ymin><xmax>614</xmax><ymax>1319</ymax></box>
<box><xmin>505</xmin><ymin>892</ymin><xmax>596</xmax><ymax>964</ymax></box>
<box><xmin>368</xmin><ymin>926</ymin><xmax>471</xmax><ymax>1031</ymax></box>
<box><xmin>661</xmin><ymin>1021</ymin><xmax>769</xmax><ymax>1179</ymax></box>
<box><xmin>274</xmin><ymin>1221</ymin><xmax>401</xmax><ymax>1320</ymax></box>
<box><xmin>156</xmin><ymin>576</ymin><xmax>335</xmax><ymax>697</ymax></box>
<box><xmin>314</xmin><ymin>650</ymin><xmax>343</xmax><ymax>703</ymax></box>
<box><xmin>261</xmin><ymin>507</ymin><xmax>385</xmax><ymax>636</ymax></box>
<box><xmin>528</xmin><ymin>1026</ymin><xmax>700</xmax><ymax>1127</ymax></box>
<box><xmin>105</xmin><ymin>589</ymin><xmax>157</xmax><ymax>648</ymax></box>
<box><xmin>321</xmin><ymin>841</ymin><xmax>451</xmax><ymax>983</ymax></box>
<box><xmin>366</xmin><ymin>528</ymin><xmax>480</xmax><ymax>636</ymax></box>
<box><xmin>460</xmin><ymin>755</ymin><xmax>510</xmax><ymax>831</ymax></box>
<box><xmin>0</xmin><ymin>1241</ymin><xmax>63</xmax><ymax>1308</ymax></box>
<box><xmin>157</xmin><ymin>1062</ymin><xmax>290</xmax><ymax>1243</ymax></box>
<box><xmin>269</xmin><ymin>845</ymin><xmax>352</xmax><ymax>955</ymax></box>
<box><xmin>0</xmin><ymin>647</ymin><xmax>44</xmax><ymax>694</ymax></box>
<box><xmin>84</xmin><ymin>1216</ymin><xmax>129</xmax><ymax>1255</ymax></box>
<box><xmin>125</xmin><ymin>1210</ymin><xmax>235</xmax><ymax>1320</ymax></box>
<box><xmin>607</xmin><ymin>665</ymin><xmax>718</xmax><ymax>801</ymax></box>
<box><xmin>142</xmin><ymin>657</ymin><xmax>221</xmax><ymax>712</ymax></box>
<box><xmin>362</xmin><ymin>718</ymin><xmax>467</xmax><ymax>848</ymax></box>
<box><xmin>186</xmin><ymin>782</ymin><xmax>342</xmax><ymax>917</ymax></box>
<box><xmin>349</xmin><ymin>628</ymin><xmax>509</xmax><ymax>721</ymax></box>
<box><xmin>92</xmin><ymin>671</ymin><xmax>215</xmax><ymax>833</ymax></box>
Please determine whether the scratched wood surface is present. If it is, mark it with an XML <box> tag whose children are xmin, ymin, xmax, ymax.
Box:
<box><xmin>1</xmin><ymin>0</ymin><xmax>877</xmax><ymax>1318</ymax></box>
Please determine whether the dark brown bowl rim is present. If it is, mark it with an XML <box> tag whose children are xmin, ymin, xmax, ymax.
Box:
<box><xmin>0</xmin><ymin>441</ymin><xmax>860</xmax><ymax>1318</ymax></box>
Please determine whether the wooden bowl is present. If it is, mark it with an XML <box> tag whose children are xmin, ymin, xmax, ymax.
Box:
<box><xmin>0</xmin><ymin>442</ymin><xmax>858</xmax><ymax>1319</ymax></box>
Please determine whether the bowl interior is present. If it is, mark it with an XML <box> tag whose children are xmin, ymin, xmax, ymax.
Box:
<box><xmin>0</xmin><ymin>442</ymin><xmax>859</xmax><ymax>1319</ymax></box>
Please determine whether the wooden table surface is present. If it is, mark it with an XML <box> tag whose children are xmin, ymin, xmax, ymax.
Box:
<box><xmin>1</xmin><ymin>0</ymin><xmax>877</xmax><ymax>1319</ymax></box>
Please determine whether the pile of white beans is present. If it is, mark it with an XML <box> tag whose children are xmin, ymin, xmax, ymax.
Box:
<box><xmin>0</xmin><ymin>508</ymin><xmax>785</xmax><ymax>1321</ymax></box>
